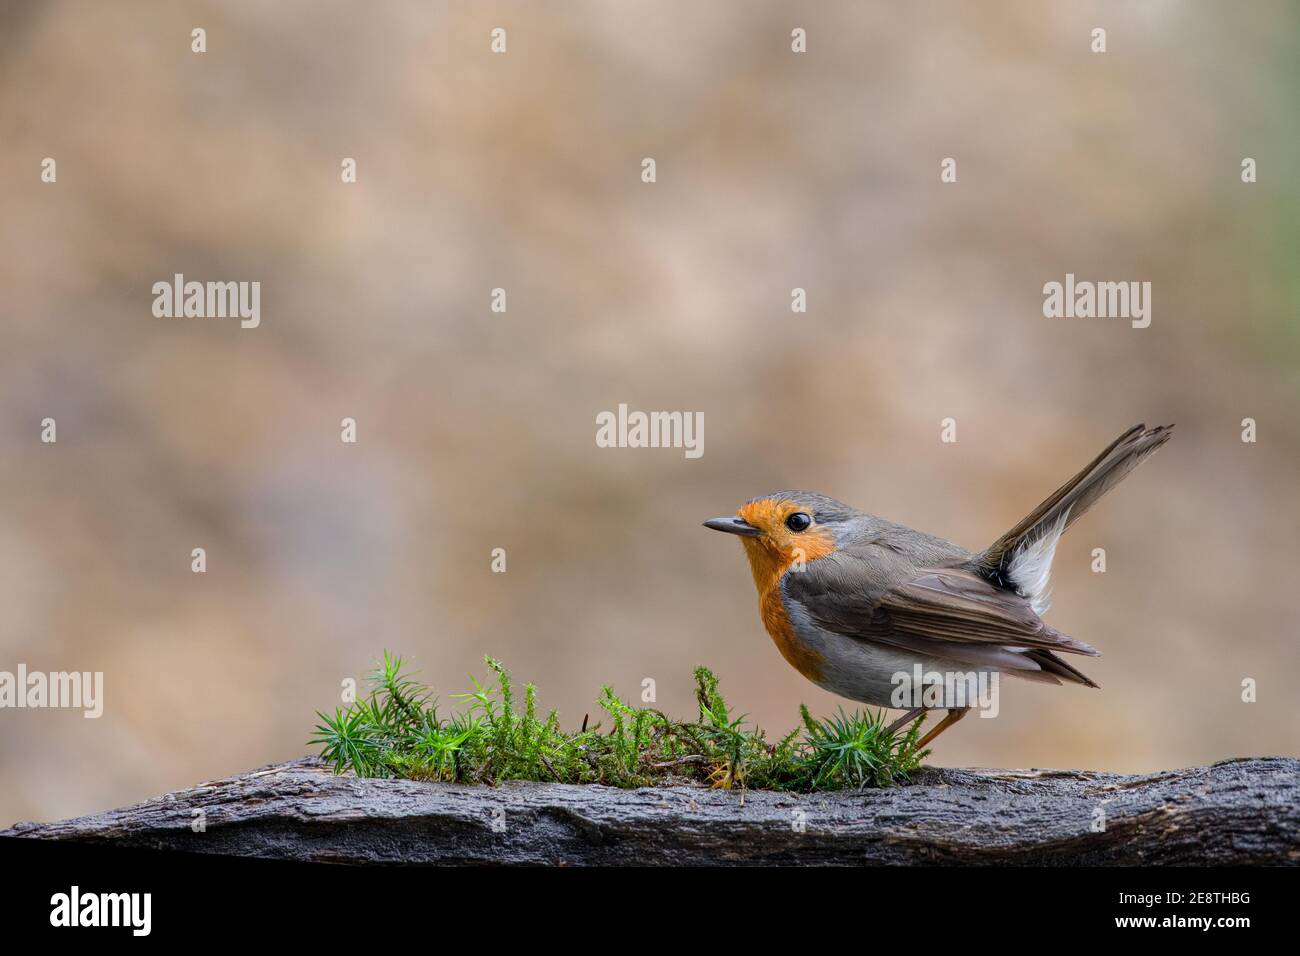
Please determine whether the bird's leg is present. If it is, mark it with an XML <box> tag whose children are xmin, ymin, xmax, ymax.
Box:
<box><xmin>886</xmin><ymin>707</ymin><xmax>925</xmax><ymax>736</ymax></box>
<box><xmin>915</xmin><ymin>707</ymin><xmax>970</xmax><ymax>749</ymax></box>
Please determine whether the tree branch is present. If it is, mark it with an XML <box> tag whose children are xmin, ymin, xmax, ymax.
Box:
<box><xmin>5</xmin><ymin>757</ymin><xmax>1297</xmax><ymax>865</ymax></box>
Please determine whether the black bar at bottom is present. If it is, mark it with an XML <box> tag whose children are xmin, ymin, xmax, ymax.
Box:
<box><xmin>1</xmin><ymin>836</ymin><xmax>1289</xmax><ymax>940</ymax></box>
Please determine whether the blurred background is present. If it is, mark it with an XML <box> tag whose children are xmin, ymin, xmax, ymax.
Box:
<box><xmin>2</xmin><ymin>1</ymin><xmax>1298</xmax><ymax>825</ymax></box>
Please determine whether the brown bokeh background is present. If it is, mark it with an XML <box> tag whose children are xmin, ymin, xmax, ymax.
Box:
<box><xmin>2</xmin><ymin>1</ymin><xmax>1298</xmax><ymax>825</ymax></box>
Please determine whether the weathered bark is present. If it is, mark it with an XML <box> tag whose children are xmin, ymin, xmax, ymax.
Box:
<box><xmin>5</xmin><ymin>756</ymin><xmax>1297</xmax><ymax>865</ymax></box>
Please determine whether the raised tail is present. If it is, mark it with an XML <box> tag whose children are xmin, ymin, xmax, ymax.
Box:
<box><xmin>970</xmin><ymin>423</ymin><xmax>1174</xmax><ymax>613</ymax></box>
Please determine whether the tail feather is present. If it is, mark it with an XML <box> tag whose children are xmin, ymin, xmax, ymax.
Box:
<box><xmin>971</xmin><ymin>424</ymin><xmax>1174</xmax><ymax>597</ymax></box>
<box><xmin>1022</xmin><ymin>648</ymin><xmax>1100</xmax><ymax>688</ymax></box>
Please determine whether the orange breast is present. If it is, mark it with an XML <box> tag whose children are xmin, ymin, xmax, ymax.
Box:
<box><xmin>732</xmin><ymin>499</ymin><xmax>837</xmax><ymax>685</ymax></box>
<box><xmin>759</xmin><ymin>584</ymin><xmax>824</xmax><ymax>683</ymax></box>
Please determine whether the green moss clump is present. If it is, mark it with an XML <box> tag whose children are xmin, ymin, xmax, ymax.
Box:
<box><xmin>310</xmin><ymin>652</ymin><xmax>926</xmax><ymax>792</ymax></box>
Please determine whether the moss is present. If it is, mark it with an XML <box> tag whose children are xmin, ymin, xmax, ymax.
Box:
<box><xmin>310</xmin><ymin>651</ymin><xmax>926</xmax><ymax>792</ymax></box>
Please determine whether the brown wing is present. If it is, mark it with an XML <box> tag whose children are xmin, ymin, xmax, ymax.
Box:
<box><xmin>783</xmin><ymin>553</ymin><xmax>1098</xmax><ymax>683</ymax></box>
<box><xmin>883</xmin><ymin>568</ymin><xmax>1098</xmax><ymax>656</ymax></box>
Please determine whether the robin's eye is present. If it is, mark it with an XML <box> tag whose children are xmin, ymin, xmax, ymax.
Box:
<box><xmin>785</xmin><ymin>512</ymin><xmax>812</xmax><ymax>532</ymax></box>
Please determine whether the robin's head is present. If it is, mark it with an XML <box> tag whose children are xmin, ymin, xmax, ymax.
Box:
<box><xmin>704</xmin><ymin>492</ymin><xmax>853</xmax><ymax>590</ymax></box>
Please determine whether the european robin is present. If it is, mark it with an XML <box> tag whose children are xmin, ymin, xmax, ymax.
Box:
<box><xmin>705</xmin><ymin>424</ymin><xmax>1173</xmax><ymax>748</ymax></box>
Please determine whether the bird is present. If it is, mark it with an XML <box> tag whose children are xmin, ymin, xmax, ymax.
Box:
<box><xmin>703</xmin><ymin>423</ymin><xmax>1173</xmax><ymax>750</ymax></box>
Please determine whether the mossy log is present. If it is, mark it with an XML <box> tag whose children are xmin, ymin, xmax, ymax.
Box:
<box><xmin>5</xmin><ymin>756</ymin><xmax>1297</xmax><ymax>865</ymax></box>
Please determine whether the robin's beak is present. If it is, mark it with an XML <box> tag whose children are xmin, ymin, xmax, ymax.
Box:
<box><xmin>703</xmin><ymin>516</ymin><xmax>762</xmax><ymax>537</ymax></box>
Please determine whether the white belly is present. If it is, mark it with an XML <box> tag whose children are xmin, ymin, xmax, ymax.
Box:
<box><xmin>784</xmin><ymin>598</ymin><xmax>997</xmax><ymax>709</ymax></box>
